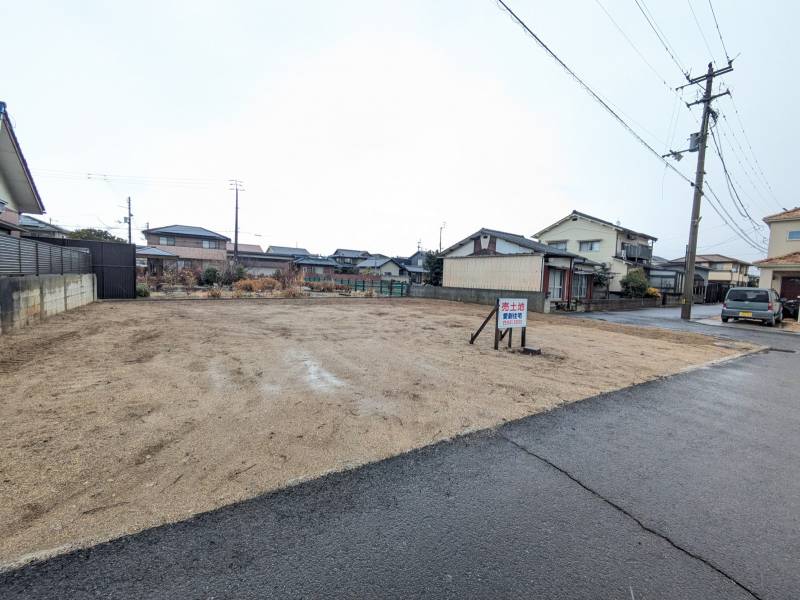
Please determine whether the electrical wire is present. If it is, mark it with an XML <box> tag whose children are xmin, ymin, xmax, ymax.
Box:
<box><xmin>707</xmin><ymin>0</ymin><xmax>731</xmax><ymax>62</ymax></box>
<box><xmin>687</xmin><ymin>0</ymin><xmax>718</xmax><ymax>65</ymax></box>
<box><xmin>494</xmin><ymin>0</ymin><xmax>694</xmax><ymax>186</ymax></box>
<box><xmin>632</xmin><ymin>0</ymin><xmax>687</xmax><ymax>77</ymax></box>
<box><xmin>703</xmin><ymin>181</ymin><xmax>767</xmax><ymax>252</ymax></box>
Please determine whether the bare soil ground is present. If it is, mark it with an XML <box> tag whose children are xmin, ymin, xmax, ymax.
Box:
<box><xmin>0</xmin><ymin>298</ymin><xmax>757</xmax><ymax>567</ymax></box>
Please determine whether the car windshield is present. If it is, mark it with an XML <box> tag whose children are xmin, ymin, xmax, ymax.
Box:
<box><xmin>727</xmin><ymin>290</ymin><xmax>769</xmax><ymax>303</ymax></box>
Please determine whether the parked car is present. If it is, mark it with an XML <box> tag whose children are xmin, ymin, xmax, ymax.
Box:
<box><xmin>783</xmin><ymin>297</ymin><xmax>799</xmax><ymax>319</ymax></box>
<box><xmin>721</xmin><ymin>287</ymin><xmax>783</xmax><ymax>326</ymax></box>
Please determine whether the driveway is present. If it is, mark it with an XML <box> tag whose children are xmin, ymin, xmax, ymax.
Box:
<box><xmin>2</xmin><ymin>331</ymin><xmax>798</xmax><ymax>598</ymax></box>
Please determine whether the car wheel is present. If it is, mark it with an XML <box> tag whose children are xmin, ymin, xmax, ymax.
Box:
<box><xmin>721</xmin><ymin>316</ymin><xmax>729</xmax><ymax>323</ymax></box>
<box><xmin>766</xmin><ymin>317</ymin><xmax>775</xmax><ymax>327</ymax></box>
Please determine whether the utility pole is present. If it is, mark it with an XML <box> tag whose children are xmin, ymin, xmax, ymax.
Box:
<box><xmin>126</xmin><ymin>197</ymin><xmax>133</xmax><ymax>244</ymax></box>
<box><xmin>678</xmin><ymin>61</ymin><xmax>732</xmax><ymax>320</ymax></box>
<box><xmin>228</xmin><ymin>180</ymin><xmax>244</xmax><ymax>265</ymax></box>
<box><xmin>439</xmin><ymin>222</ymin><xmax>446</xmax><ymax>253</ymax></box>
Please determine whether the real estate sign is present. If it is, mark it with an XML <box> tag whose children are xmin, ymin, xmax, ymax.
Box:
<box><xmin>497</xmin><ymin>298</ymin><xmax>527</xmax><ymax>329</ymax></box>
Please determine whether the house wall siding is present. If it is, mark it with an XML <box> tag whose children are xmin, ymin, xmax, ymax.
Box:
<box><xmin>766</xmin><ymin>220</ymin><xmax>800</xmax><ymax>258</ymax></box>
<box><xmin>443</xmin><ymin>254</ymin><xmax>544</xmax><ymax>292</ymax></box>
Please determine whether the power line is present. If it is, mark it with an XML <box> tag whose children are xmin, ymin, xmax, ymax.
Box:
<box><xmin>707</xmin><ymin>0</ymin><xmax>731</xmax><ymax>62</ymax></box>
<box><xmin>687</xmin><ymin>0</ymin><xmax>718</xmax><ymax>64</ymax></box>
<box><xmin>727</xmin><ymin>92</ymin><xmax>783</xmax><ymax>208</ymax></box>
<box><xmin>632</xmin><ymin>0</ymin><xmax>687</xmax><ymax>77</ymax></box>
<box><xmin>494</xmin><ymin>0</ymin><xmax>694</xmax><ymax>186</ymax></box>
<box><xmin>703</xmin><ymin>180</ymin><xmax>767</xmax><ymax>252</ymax></box>
<box><xmin>708</xmin><ymin>124</ymin><xmax>763</xmax><ymax>231</ymax></box>
<box><xmin>593</xmin><ymin>0</ymin><xmax>672</xmax><ymax>90</ymax></box>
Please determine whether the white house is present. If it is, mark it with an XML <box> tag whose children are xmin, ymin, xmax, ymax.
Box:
<box><xmin>533</xmin><ymin>210</ymin><xmax>656</xmax><ymax>293</ymax></box>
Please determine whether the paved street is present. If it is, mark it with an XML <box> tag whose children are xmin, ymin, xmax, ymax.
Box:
<box><xmin>2</xmin><ymin>308</ymin><xmax>798</xmax><ymax>599</ymax></box>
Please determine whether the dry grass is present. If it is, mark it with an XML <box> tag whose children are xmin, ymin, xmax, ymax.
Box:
<box><xmin>0</xmin><ymin>298</ymin><xmax>757</xmax><ymax>567</ymax></box>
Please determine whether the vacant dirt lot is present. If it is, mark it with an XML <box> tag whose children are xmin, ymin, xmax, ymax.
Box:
<box><xmin>0</xmin><ymin>298</ymin><xmax>757</xmax><ymax>566</ymax></box>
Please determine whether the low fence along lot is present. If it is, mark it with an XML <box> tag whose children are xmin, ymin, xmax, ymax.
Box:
<box><xmin>0</xmin><ymin>298</ymin><xmax>757</xmax><ymax>567</ymax></box>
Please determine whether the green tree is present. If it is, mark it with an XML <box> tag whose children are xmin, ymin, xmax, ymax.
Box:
<box><xmin>620</xmin><ymin>268</ymin><xmax>649</xmax><ymax>298</ymax></box>
<box><xmin>202</xmin><ymin>266</ymin><xmax>220</xmax><ymax>285</ymax></box>
<box><xmin>68</xmin><ymin>228</ymin><xmax>127</xmax><ymax>243</ymax></box>
<box><xmin>423</xmin><ymin>251</ymin><xmax>443</xmax><ymax>286</ymax></box>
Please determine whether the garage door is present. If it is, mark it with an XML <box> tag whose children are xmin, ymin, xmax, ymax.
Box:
<box><xmin>780</xmin><ymin>276</ymin><xmax>800</xmax><ymax>300</ymax></box>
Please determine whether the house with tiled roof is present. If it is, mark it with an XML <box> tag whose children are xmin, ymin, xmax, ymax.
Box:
<box><xmin>439</xmin><ymin>227</ymin><xmax>598</xmax><ymax>302</ymax></box>
<box><xmin>142</xmin><ymin>225</ymin><xmax>230</xmax><ymax>271</ymax></box>
<box><xmin>754</xmin><ymin>207</ymin><xmax>800</xmax><ymax>301</ymax></box>
<box><xmin>533</xmin><ymin>210</ymin><xmax>657</xmax><ymax>294</ymax></box>
<box><xmin>666</xmin><ymin>254</ymin><xmax>751</xmax><ymax>287</ymax></box>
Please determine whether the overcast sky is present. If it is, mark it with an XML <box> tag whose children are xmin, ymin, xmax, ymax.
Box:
<box><xmin>2</xmin><ymin>1</ymin><xmax>794</xmax><ymax>261</ymax></box>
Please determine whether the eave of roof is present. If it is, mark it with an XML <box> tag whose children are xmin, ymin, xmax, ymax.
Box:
<box><xmin>143</xmin><ymin>224</ymin><xmax>230</xmax><ymax>241</ymax></box>
<box><xmin>763</xmin><ymin>207</ymin><xmax>800</xmax><ymax>223</ymax></box>
<box><xmin>440</xmin><ymin>227</ymin><xmax>582</xmax><ymax>259</ymax></box>
<box><xmin>0</xmin><ymin>102</ymin><xmax>45</xmax><ymax>214</ymax></box>
<box><xmin>534</xmin><ymin>210</ymin><xmax>657</xmax><ymax>241</ymax></box>
<box><xmin>753</xmin><ymin>252</ymin><xmax>800</xmax><ymax>267</ymax></box>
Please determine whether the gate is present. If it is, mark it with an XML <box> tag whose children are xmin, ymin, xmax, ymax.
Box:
<box><xmin>37</xmin><ymin>238</ymin><xmax>136</xmax><ymax>299</ymax></box>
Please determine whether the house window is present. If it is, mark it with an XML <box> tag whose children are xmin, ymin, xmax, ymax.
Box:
<box><xmin>548</xmin><ymin>241</ymin><xmax>568</xmax><ymax>250</ymax></box>
<box><xmin>548</xmin><ymin>269</ymin><xmax>565</xmax><ymax>300</ymax></box>
<box><xmin>788</xmin><ymin>230</ymin><xmax>800</xmax><ymax>241</ymax></box>
<box><xmin>572</xmin><ymin>274</ymin><xmax>589</xmax><ymax>298</ymax></box>
<box><xmin>159</xmin><ymin>236</ymin><xmax>175</xmax><ymax>246</ymax></box>
<box><xmin>578</xmin><ymin>240</ymin><xmax>600</xmax><ymax>252</ymax></box>
<box><xmin>731</xmin><ymin>264</ymin><xmax>739</xmax><ymax>273</ymax></box>
<box><xmin>202</xmin><ymin>240</ymin><xmax>219</xmax><ymax>249</ymax></box>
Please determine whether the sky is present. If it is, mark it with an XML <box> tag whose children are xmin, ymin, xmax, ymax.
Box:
<box><xmin>1</xmin><ymin>0</ymin><xmax>795</xmax><ymax>263</ymax></box>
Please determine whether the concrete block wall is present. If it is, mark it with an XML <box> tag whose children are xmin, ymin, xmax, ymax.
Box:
<box><xmin>409</xmin><ymin>285</ymin><xmax>548</xmax><ymax>313</ymax></box>
<box><xmin>0</xmin><ymin>274</ymin><xmax>96</xmax><ymax>334</ymax></box>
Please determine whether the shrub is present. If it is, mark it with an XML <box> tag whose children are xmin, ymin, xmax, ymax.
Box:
<box><xmin>276</xmin><ymin>264</ymin><xmax>301</xmax><ymax>289</ymax></box>
<box><xmin>620</xmin><ymin>268</ymin><xmax>649</xmax><ymax>298</ymax></box>
<box><xmin>258</xmin><ymin>277</ymin><xmax>280</xmax><ymax>292</ymax></box>
<box><xmin>233</xmin><ymin>279</ymin><xmax>256</xmax><ymax>293</ymax></box>
<box><xmin>178</xmin><ymin>269</ymin><xmax>197</xmax><ymax>292</ymax></box>
<box><xmin>206</xmin><ymin>285</ymin><xmax>222</xmax><ymax>299</ymax></box>
<box><xmin>279</xmin><ymin>287</ymin><xmax>307</xmax><ymax>298</ymax></box>
<box><xmin>232</xmin><ymin>288</ymin><xmax>246</xmax><ymax>299</ymax></box>
<box><xmin>203</xmin><ymin>266</ymin><xmax>219</xmax><ymax>286</ymax></box>
<box><xmin>644</xmin><ymin>286</ymin><xmax>662</xmax><ymax>299</ymax></box>
<box><xmin>136</xmin><ymin>283</ymin><xmax>150</xmax><ymax>297</ymax></box>
<box><xmin>308</xmin><ymin>281</ymin><xmax>336</xmax><ymax>293</ymax></box>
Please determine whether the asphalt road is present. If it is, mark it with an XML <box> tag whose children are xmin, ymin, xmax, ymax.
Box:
<box><xmin>3</xmin><ymin>309</ymin><xmax>798</xmax><ymax>599</ymax></box>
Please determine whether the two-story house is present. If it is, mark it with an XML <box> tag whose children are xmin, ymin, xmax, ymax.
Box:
<box><xmin>667</xmin><ymin>254</ymin><xmax>751</xmax><ymax>287</ymax></box>
<box><xmin>0</xmin><ymin>102</ymin><xmax>45</xmax><ymax>236</ymax></box>
<box><xmin>330</xmin><ymin>249</ymin><xmax>371</xmax><ymax>272</ymax></box>
<box><xmin>754</xmin><ymin>207</ymin><xmax>800</xmax><ymax>301</ymax></box>
<box><xmin>142</xmin><ymin>225</ymin><xmax>229</xmax><ymax>271</ymax></box>
<box><xmin>395</xmin><ymin>250</ymin><xmax>429</xmax><ymax>283</ymax></box>
<box><xmin>533</xmin><ymin>211</ymin><xmax>656</xmax><ymax>293</ymax></box>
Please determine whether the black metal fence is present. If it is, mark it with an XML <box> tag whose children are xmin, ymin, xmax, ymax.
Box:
<box><xmin>37</xmin><ymin>237</ymin><xmax>136</xmax><ymax>299</ymax></box>
<box><xmin>0</xmin><ymin>235</ymin><xmax>91</xmax><ymax>276</ymax></box>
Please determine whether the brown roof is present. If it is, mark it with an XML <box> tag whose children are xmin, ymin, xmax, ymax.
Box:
<box><xmin>763</xmin><ymin>206</ymin><xmax>800</xmax><ymax>223</ymax></box>
<box><xmin>753</xmin><ymin>252</ymin><xmax>800</xmax><ymax>267</ymax></box>
<box><xmin>226</xmin><ymin>242</ymin><xmax>263</xmax><ymax>254</ymax></box>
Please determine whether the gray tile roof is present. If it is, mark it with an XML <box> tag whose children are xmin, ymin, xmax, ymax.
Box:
<box><xmin>357</xmin><ymin>257</ymin><xmax>400</xmax><ymax>269</ymax></box>
<box><xmin>19</xmin><ymin>214</ymin><xmax>69</xmax><ymax>233</ymax></box>
<box><xmin>332</xmin><ymin>248</ymin><xmax>370</xmax><ymax>258</ymax></box>
<box><xmin>267</xmin><ymin>245</ymin><xmax>310</xmax><ymax>256</ymax></box>
<box><xmin>442</xmin><ymin>228</ymin><xmax>581</xmax><ymax>259</ymax></box>
<box><xmin>136</xmin><ymin>246</ymin><xmax>178</xmax><ymax>257</ymax></box>
<box><xmin>294</xmin><ymin>256</ymin><xmax>338</xmax><ymax>267</ymax></box>
<box><xmin>144</xmin><ymin>224</ymin><xmax>230</xmax><ymax>241</ymax></box>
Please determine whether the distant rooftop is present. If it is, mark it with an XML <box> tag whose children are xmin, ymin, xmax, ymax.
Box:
<box><xmin>535</xmin><ymin>210</ymin><xmax>657</xmax><ymax>242</ymax></box>
<box><xmin>266</xmin><ymin>245</ymin><xmax>310</xmax><ymax>257</ymax></box>
<box><xmin>19</xmin><ymin>214</ymin><xmax>69</xmax><ymax>234</ymax></box>
<box><xmin>295</xmin><ymin>256</ymin><xmax>338</xmax><ymax>267</ymax></box>
<box><xmin>331</xmin><ymin>248</ymin><xmax>370</xmax><ymax>258</ymax></box>
<box><xmin>144</xmin><ymin>224</ymin><xmax>229</xmax><ymax>241</ymax></box>
<box><xmin>357</xmin><ymin>257</ymin><xmax>399</xmax><ymax>269</ymax></box>
<box><xmin>226</xmin><ymin>242</ymin><xmax>263</xmax><ymax>254</ymax></box>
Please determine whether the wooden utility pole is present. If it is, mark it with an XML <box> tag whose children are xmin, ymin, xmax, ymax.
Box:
<box><xmin>680</xmin><ymin>61</ymin><xmax>732</xmax><ymax>320</ymax></box>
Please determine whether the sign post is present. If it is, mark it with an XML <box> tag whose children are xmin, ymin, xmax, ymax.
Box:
<box><xmin>471</xmin><ymin>297</ymin><xmax>538</xmax><ymax>354</ymax></box>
